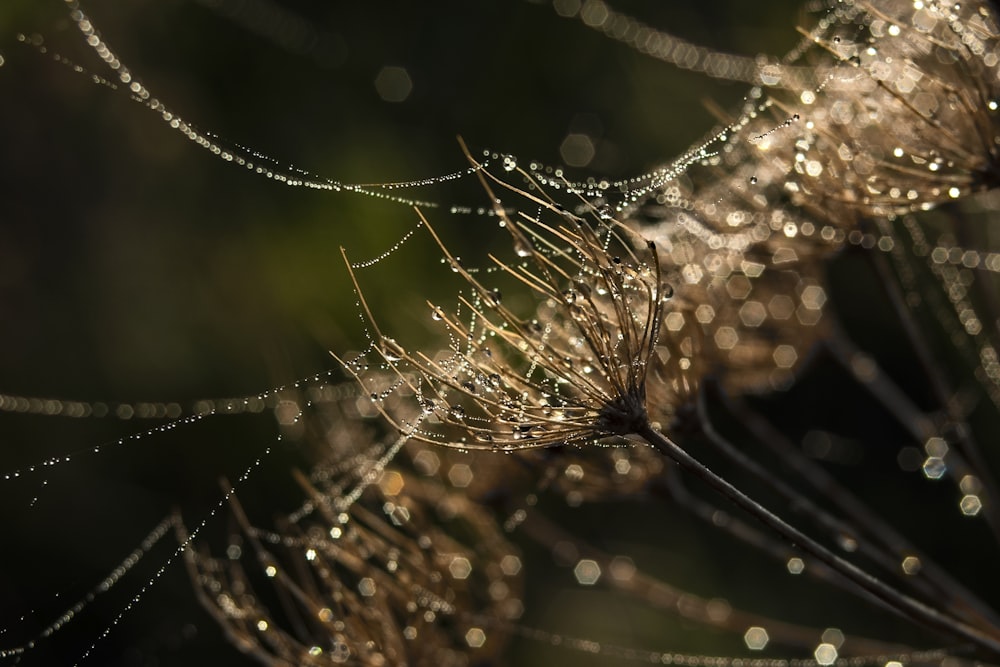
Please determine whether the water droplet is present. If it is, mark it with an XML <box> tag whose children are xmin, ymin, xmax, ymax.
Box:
<box><xmin>514</xmin><ymin>237</ymin><xmax>533</xmax><ymax>258</ymax></box>
<box><xmin>487</xmin><ymin>288</ymin><xmax>502</xmax><ymax>305</ymax></box>
<box><xmin>749</xmin><ymin>176</ymin><xmax>758</xmax><ymax>185</ymax></box>
<box><xmin>448</xmin><ymin>405</ymin><xmax>466</xmax><ymax>420</ymax></box>
<box><xmin>512</xmin><ymin>424</ymin><xmax>536</xmax><ymax>440</ymax></box>
<box><xmin>380</xmin><ymin>337</ymin><xmax>405</xmax><ymax>362</ymax></box>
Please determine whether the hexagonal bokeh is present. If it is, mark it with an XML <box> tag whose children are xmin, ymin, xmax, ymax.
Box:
<box><xmin>465</xmin><ymin>627</ymin><xmax>486</xmax><ymax>648</ymax></box>
<box><xmin>743</xmin><ymin>626</ymin><xmax>769</xmax><ymax>650</ymax></box>
<box><xmin>572</xmin><ymin>559</ymin><xmax>601</xmax><ymax>585</ymax></box>
<box><xmin>449</xmin><ymin>556</ymin><xmax>472</xmax><ymax>580</ymax></box>
<box><xmin>814</xmin><ymin>642</ymin><xmax>838</xmax><ymax>666</ymax></box>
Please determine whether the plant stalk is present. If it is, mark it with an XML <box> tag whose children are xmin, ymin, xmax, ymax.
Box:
<box><xmin>637</xmin><ymin>422</ymin><xmax>1000</xmax><ymax>657</ymax></box>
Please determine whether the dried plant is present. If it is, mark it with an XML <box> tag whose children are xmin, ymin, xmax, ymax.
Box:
<box><xmin>363</xmin><ymin>201</ymin><xmax>1000</xmax><ymax>649</ymax></box>
<box><xmin>337</xmin><ymin>194</ymin><xmax>684</xmax><ymax>452</ymax></box>
<box><xmin>183</xmin><ymin>457</ymin><xmax>524</xmax><ymax>666</ymax></box>
<box><xmin>311</xmin><ymin>1</ymin><xmax>1000</xmax><ymax>655</ymax></box>
<box><xmin>9</xmin><ymin>0</ymin><xmax>1000</xmax><ymax>665</ymax></box>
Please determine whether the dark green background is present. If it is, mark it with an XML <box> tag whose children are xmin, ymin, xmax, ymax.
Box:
<box><xmin>2</xmin><ymin>1</ymin><xmax>997</xmax><ymax>666</ymax></box>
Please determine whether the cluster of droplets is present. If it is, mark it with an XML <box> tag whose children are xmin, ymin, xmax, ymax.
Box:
<box><xmin>323</xmin><ymin>0</ymin><xmax>1000</xmax><ymax>661</ymax></box>
<box><xmin>183</xmin><ymin>416</ymin><xmax>526</xmax><ymax>667</ymax></box>
<box><xmin>10</xmin><ymin>0</ymin><xmax>1000</xmax><ymax>664</ymax></box>
<box><xmin>1</xmin><ymin>443</ymin><xmax>273</xmax><ymax>665</ymax></box>
<box><xmin>337</xmin><ymin>186</ymin><xmax>678</xmax><ymax>457</ymax></box>
<box><xmin>15</xmin><ymin>6</ymin><xmax>497</xmax><ymax>212</ymax></box>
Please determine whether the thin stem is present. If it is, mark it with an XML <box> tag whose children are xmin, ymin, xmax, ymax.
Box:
<box><xmin>825</xmin><ymin>331</ymin><xmax>936</xmax><ymax>444</ymax></box>
<box><xmin>657</xmin><ymin>464</ymin><xmax>855</xmax><ymax>593</ymax></box>
<box><xmin>870</xmin><ymin>221</ymin><xmax>1000</xmax><ymax>544</ymax></box>
<box><xmin>722</xmin><ymin>385</ymin><xmax>1000</xmax><ymax>634</ymax></box>
<box><xmin>637</xmin><ymin>422</ymin><xmax>1000</xmax><ymax>657</ymax></box>
<box><xmin>698</xmin><ymin>378</ymin><xmax>997</xmax><ymax>629</ymax></box>
<box><xmin>519</xmin><ymin>508</ymin><xmax>909</xmax><ymax>655</ymax></box>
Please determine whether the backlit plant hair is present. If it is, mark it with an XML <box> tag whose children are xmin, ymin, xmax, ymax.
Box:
<box><xmin>182</xmin><ymin>463</ymin><xmax>524</xmax><ymax>667</ymax></box>
<box><xmin>337</xmin><ymin>196</ymin><xmax>676</xmax><ymax>452</ymax></box>
<box><xmin>335</xmin><ymin>169</ymin><xmax>1000</xmax><ymax>656</ymax></box>
<box><xmin>9</xmin><ymin>0</ymin><xmax>1000</xmax><ymax>664</ymax></box>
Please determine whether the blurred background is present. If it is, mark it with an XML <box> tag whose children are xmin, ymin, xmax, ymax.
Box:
<box><xmin>2</xmin><ymin>1</ymin><xmax>997</xmax><ymax>666</ymax></box>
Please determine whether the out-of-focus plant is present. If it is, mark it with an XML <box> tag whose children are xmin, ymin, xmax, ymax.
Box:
<box><xmin>5</xmin><ymin>0</ymin><xmax>1000</xmax><ymax>665</ymax></box>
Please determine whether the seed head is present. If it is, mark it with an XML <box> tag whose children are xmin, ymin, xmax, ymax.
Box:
<box><xmin>337</xmin><ymin>194</ymin><xmax>685</xmax><ymax>452</ymax></box>
<box><xmin>183</xmin><ymin>461</ymin><xmax>523</xmax><ymax>667</ymax></box>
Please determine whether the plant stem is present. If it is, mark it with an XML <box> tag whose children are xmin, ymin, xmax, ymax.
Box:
<box><xmin>721</xmin><ymin>384</ymin><xmax>1000</xmax><ymax>633</ymax></box>
<box><xmin>637</xmin><ymin>422</ymin><xmax>1000</xmax><ymax>657</ymax></box>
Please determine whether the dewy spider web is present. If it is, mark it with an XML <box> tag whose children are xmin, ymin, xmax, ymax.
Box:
<box><xmin>3</xmin><ymin>0</ymin><xmax>1000</xmax><ymax>665</ymax></box>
